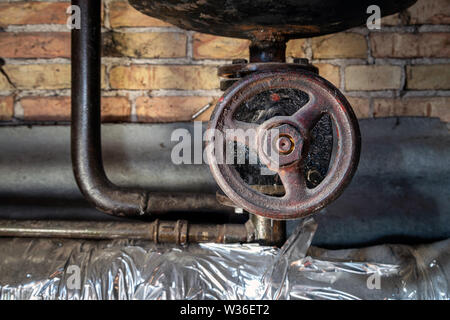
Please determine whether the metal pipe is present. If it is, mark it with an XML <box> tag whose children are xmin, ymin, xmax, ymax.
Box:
<box><xmin>247</xmin><ymin>37</ymin><xmax>287</xmax><ymax>246</ymax></box>
<box><xmin>249</xmin><ymin>40</ymin><xmax>286</xmax><ymax>63</ymax></box>
<box><xmin>249</xmin><ymin>215</ymin><xmax>286</xmax><ymax>247</ymax></box>
<box><xmin>71</xmin><ymin>0</ymin><xmax>229</xmax><ymax>217</ymax></box>
<box><xmin>0</xmin><ymin>220</ymin><xmax>252</xmax><ymax>244</ymax></box>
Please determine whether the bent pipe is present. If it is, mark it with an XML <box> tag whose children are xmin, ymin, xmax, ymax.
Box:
<box><xmin>71</xmin><ymin>0</ymin><xmax>229</xmax><ymax>217</ymax></box>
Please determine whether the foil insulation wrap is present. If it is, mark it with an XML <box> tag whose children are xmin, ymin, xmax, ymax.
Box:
<box><xmin>0</xmin><ymin>219</ymin><xmax>448</xmax><ymax>300</ymax></box>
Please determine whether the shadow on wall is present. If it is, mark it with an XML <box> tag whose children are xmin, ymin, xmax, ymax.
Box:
<box><xmin>0</xmin><ymin>117</ymin><xmax>448</xmax><ymax>248</ymax></box>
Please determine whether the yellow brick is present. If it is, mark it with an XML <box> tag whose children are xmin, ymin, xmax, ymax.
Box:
<box><xmin>193</xmin><ymin>33</ymin><xmax>249</xmax><ymax>60</ymax></box>
<box><xmin>0</xmin><ymin>2</ymin><xmax>68</xmax><ymax>27</ymax></box>
<box><xmin>0</xmin><ymin>73</ymin><xmax>13</xmax><ymax>90</ymax></box>
<box><xmin>4</xmin><ymin>64</ymin><xmax>70</xmax><ymax>90</ymax></box>
<box><xmin>371</xmin><ymin>33</ymin><xmax>450</xmax><ymax>58</ymax></box>
<box><xmin>406</xmin><ymin>65</ymin><xmax>450</xmax><ymax>90</ymax></box>
<box><xmin>381</xmin><ymin>14</ymin><xmax>402</xmax><ymax>26</ymax></box>
<box><xmin>373</xmin><ymin>97</ymin><xmax>450</xmax><ymax>122</ymax></box>
<box><xmin>312</xmin><ymin>33</ymin><xmax>367</xmax><ymax>59</ymax></box>
<box><xmin>347</xmin><ymin>97</ymin><xmax>370</xmax><ymax>119</ymax></box>
<box><xmin>109</xmin><ymin>65</ymin><xmax>219</xmax><ymax>90</ymax></box>
<box><xmin>109</xmin><ymin>0</ymin><xmax>172</xmax><ymax>27</ymax></box>
<box><xmin>345</xmin><ymin>65</ymin><xmax>402</xmax><ymax>91</ymax></box>
<box><xmin>3</xmin><ymin>64</ymin><xmax>107</xmax><ymax>90</ymax></box>
<box><xmin>316</xmin><ymin>63</ymin><xmax>340</xmax><ymax>88</ymax></box>
<box><xmin>286</xmin><ymin>39</ymin><xmax>307</xmax><ymax>58</ymax></box>
<box><xmin>429</xmin><ymin>98</ymin><xmax>450</xmax><ymax>122</ymax></box>
<box><xmin>110</xmin><ymin>32</ymin><xmax>187</xmax><ymax>58</ymax></box>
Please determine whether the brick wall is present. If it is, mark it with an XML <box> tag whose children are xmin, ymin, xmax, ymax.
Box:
<box><xmin>0</xmin><ymin>0</ymin><xmax>449</xmax><ymax>123</ymax></box>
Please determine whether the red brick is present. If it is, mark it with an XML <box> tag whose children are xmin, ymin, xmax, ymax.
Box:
<box><xmin>101</xmin><ymin>97</ymin><xmax>132</xmax><ymax>122</ymax></box>
<box><xmin>136</xmin><ymin>96</ymin><xmax>215</xmax><ymax>122</ymax></box>
<box><xmin>20</xmin><ymin>96</ymin><xmax>131</xmax><ymax>122</ymax></box>
<box><xmin>0</xmin><ymin>96</ymin><xmax>14</xmax><ymax>121</ymax></box>
<box><xmin>0</xmin><ymin>2</ymin><xmax>69</xmax><ymax>27</ymax></box>
<box><xmin>0</xmin><ymin>32</ymin><xmax>70</xmax><ymax>58</ymax></box>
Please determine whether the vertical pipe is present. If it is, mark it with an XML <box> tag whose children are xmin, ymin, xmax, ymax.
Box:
<box><xmin>247</xmin><ymin>39</ymin><xmax>287</xmax><ymax>246</ymax></box>
<box><xmin>249</xmin><ymin>40</ymin><xmax>286</xmax><ymax>63</ymax></box>
<box><xmin>71</xmin><ymin>0</ymin><xmax>148</xmax><ymax>217</ymax></box>
<box><xmin>250</xmin><ymin>215</ymin><xmax>286</xmax><ymax>247</ymax></box>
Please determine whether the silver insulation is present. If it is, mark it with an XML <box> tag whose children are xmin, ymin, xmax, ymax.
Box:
<box><xmin>0</xmin><ymin>218</ymin><xmax>448</xmax><ymax>300</ymax></box>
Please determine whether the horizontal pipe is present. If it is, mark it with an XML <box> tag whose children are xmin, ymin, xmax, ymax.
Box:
<box><xmin>71</xmin><ymin>0</ymin><xmax>230</xmax><ymax>217</ymax></box>
<box><xmin>0</xmin><ymin>220</ymin><xmax>252</xmax><ymax>244</ymax></box>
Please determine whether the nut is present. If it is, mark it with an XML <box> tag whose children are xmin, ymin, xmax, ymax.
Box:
<box><xmin>262</xmin><ymin>123</ymin><xmax>303</xmax><ymax>168</ymax></box>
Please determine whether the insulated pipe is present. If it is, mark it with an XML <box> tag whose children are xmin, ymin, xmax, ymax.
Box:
<box><xmin>71</xmin><ymin>0</ymin><xmax>230</xmax><ymax>217</ymax></box>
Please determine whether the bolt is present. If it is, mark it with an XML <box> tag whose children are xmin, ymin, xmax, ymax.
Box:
<box><xmin>260</xmin><ymin>123</ymin><xmax>303</xmax><ymax>169</ymax></box>
<box><xmin>293</xmin><ymin>58</ymin><xmax>309</xmax><ymax>65</ymax></box>
<box><xmin>232</xmin><ymin>59</ymin><xmax>248</xmax><ymax>64</ymax></box>
<box><xmin>307</xmin><ymin>169</ymin><xmax>323</xmax><ymax>185</ymax></box>
<box><xmin>276</xmin><ymin>135</ymin><xmax>294</xmax><ymax>154</ymax></box>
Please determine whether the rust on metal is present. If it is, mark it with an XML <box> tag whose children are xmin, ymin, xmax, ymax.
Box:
<box><xmin>249</xmin><ymin>214</ymin><xmax>286</xmax><ymax>247</ymax></box>
<box><xmin>218</xmin><ymin>62</ymin><xmax>318</xmax><ymax>79</ymax></box>
<box><xmin>129</xmin><ymin>0</ymin><xmax>416</xmax><ymax>43</ymax></box>
<box><xmin>0</xmin><ymin>220</ymin><xmax>251</xmax><ymax>244</ymax></box>
<box><xmin>71</xmin><ymin>0</ymin><xmax>232</xmax><ymax>218</ymax></box>
<box><xmin>206</xmin><ymin>70</ymin><xmax>361</xmax><ymax>220</ymax></box>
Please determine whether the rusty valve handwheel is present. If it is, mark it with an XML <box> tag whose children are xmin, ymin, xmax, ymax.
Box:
<box><xmin>206</xmin><ymin>70</ymin><xmax>361</xmax><ymax>220</ymax></box>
